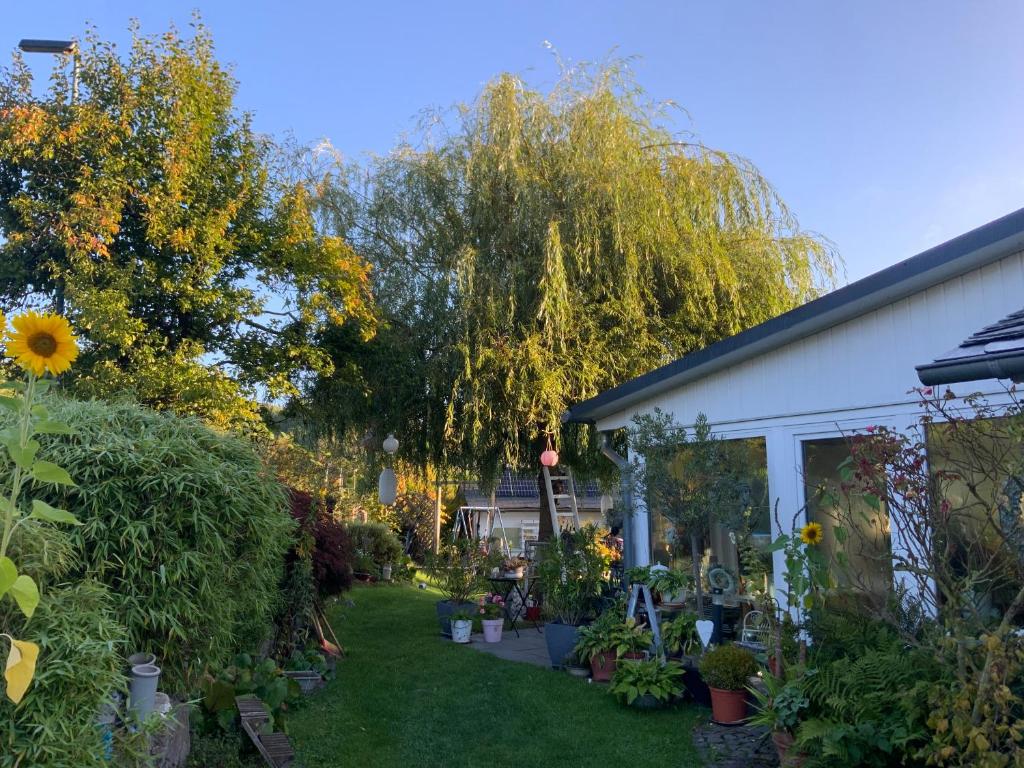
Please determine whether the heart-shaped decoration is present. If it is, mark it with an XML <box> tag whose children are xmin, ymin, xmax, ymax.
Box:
<box><xmin>696</xmin><ymin>619</ymin><xmax>715</xmax><ymax>649</ymax></box>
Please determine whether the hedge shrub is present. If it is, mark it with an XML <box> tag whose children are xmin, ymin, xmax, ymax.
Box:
<box><xmin>3</xmin><ymin>397</ymin><xmax>293</xmax><ymax>690</ymax></box>
<box><xmin>349</xmin><ymin>522</ymin><xmax>403</xmax><ymax>577</ymax></box>
<box><xmin>289</xmin><ymin>489</ymin><xmax>353</xmax><ymax>596</ymax></box>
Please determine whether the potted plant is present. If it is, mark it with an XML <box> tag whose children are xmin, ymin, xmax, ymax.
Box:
<box><xmin>502</xmin><ymin>555</ymin><xmax>528</xmax><ymax>579</ymax></box>
<box><xmin>535</xmin><ymin>527</ymin><xmax>609</xmax><ymax>668</ymax></box>
<box><xmin>648</xmin><ymin>568</ymin><xmax>693</xmax><ymax>606</ymax></box>
<box><xmin>699</xmin><ymin>644</ymin><xmax>759</xmax><ymax>724</ymax></box>
<box><xmin>661</xmin><ymin>613</ymin><xmax>700</xmax><ymax>658</ymax></box>
<box><xmin>283</xmin><ymin>648</ymin><xmax>330</xmax><ymax>695</ymax></box>
<box><xmin>749</xmin><ymin>671</ymin><xmax>809</xmax><ymax>766</ymax></box>
<box><xmin>478</xmin><ymin>593</ymin><xmax>506</xmax><ymax>643</ymax></box>
<box><xmin>609</xmin><ymin>658</ymin><xmax>685</xmax><ymax>709</ymax></box>
<box><xmin>426</xmin><ymin>540</ymin><xmax>496</xmax><ymax>637</ymax></box>
<box><xmin>450</xmin><ymin>610</ymin><xmax>473</xmax><ymax>644</ymax></box>
<box><xmin>573</xmin><ymin>612</ymin><xmax>617</xmax><ymax>680</ymax></box>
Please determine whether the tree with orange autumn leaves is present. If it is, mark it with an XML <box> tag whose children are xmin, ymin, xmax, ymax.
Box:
<box><xmin>0</xmin><ymin>22</ymin><xmax>374</xmax><ymax>431</ymax></box>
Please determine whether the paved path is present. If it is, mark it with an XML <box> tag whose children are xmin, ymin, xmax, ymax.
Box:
<box><xmin>462</xmin><ymin>625</ymin><xmax>551</xmax><ymax>667</ymax></box>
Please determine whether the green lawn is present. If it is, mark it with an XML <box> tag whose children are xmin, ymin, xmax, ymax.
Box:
<box><xmin>289</xmin><ymin>584</ymin><xmax>705</xmax><ymax>768</ymax></box>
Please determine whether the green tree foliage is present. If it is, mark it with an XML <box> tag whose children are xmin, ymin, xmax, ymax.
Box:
<box><xmin>630</xmin><ymin>409</ymin><xmax>753</xmax><ymax>615</ymax></box>
<box><xmin>307</xmin><ymin>61</ymin><xmax>836</xmax><ymax>489</ymax></box>
<box><xmin>0</xmin><ymin>22</ymin><xmax>374</xmax><ymax>431</ymax></box>
<box><xmin>2</xmin><ymin>396</ymin><xmax>294</xmax><ymax>690</ymax></box>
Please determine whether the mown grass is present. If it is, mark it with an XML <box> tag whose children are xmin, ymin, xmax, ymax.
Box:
<box><xmin>289</xmin><ymin>584</ymin><xmax>705</xmax><ymax>768</ymax></box>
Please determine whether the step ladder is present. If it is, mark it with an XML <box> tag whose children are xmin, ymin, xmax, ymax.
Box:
<box><xmin>625</xmin><ymin>582</ymin><xmax>663</xmax><ymax>656</ymax></box>
<box><xmin>452</xmin><ymin>505</ymin><xmax>512</xmax><ymax>559</ymax></box>
<box><xmin>542</xmin><ymin>465</ymin><xmax>581</xmax><ymax>538</ymax></box>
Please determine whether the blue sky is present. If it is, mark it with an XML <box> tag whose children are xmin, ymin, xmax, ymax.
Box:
<box><xmin>6</xmin><ymin>1</ymin><xmax>1024</xmax><ymax>283</ymax></box>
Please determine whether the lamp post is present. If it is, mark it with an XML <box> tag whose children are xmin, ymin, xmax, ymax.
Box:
<box><xmin>18</xmin><ymin>39</ymin><xmax>78</xmax><ymax>103</ymax></box>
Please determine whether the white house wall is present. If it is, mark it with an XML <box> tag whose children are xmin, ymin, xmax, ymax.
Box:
<box><xmin>593</xmin><ymin>247</ymin><xmax>1024</xmax><ymax>608</ymax></box>
<box><xmin>596</xmin><ymin>248</ymin><xmax>1024</xmax><ymax>435</ymax></box>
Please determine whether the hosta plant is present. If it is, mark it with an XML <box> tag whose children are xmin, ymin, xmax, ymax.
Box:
<box><xmin>609</xmin><ymin>658</ymin><xmax>684</xmax><ymax>706</ymax></box>
<box><xmin>0</xmin><ymin>312</ymin><xmax>82</xmax><ymax>704</ymax></box>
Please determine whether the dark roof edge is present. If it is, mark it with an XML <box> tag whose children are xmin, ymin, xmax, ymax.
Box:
<box><xmin>567</xmin><ymin>206</ymin><xmax>1024</xmax><ymax>425</ymax></box>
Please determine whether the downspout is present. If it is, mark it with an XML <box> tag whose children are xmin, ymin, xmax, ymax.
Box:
<box><xmin>599</xmin><ymin>432</ymin><xmax>648</xmax><ymax>578</ymax></box>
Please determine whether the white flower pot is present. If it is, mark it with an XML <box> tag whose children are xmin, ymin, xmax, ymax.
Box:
<box><xmin>451</xmin><ymin>619</ymin><xmax>472</xmax><ymax>643</ymax></box>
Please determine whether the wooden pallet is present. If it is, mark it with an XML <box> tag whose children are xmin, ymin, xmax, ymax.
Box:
<box><xmin>236</xmin><ymin>695</ymin><xmax>295</xmax><ymax>768</ymax></box>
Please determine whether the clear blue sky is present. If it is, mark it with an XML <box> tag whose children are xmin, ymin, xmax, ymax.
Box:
<box><xmin>6</xmin><ymin>1</ymin><xmax>1024</xmax><ymax>283</ymax></box>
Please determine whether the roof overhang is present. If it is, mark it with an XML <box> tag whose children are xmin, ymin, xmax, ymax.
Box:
<box><xmin>566</xmin><ymin>206</ymin><xmax>1024</xmax><ymax>425</ymax></box>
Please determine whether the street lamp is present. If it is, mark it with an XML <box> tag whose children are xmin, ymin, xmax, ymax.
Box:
<box><xmin>18</xmin><ymin>38</ymin><xmax>79</xmax><ymax>102</ymax></box>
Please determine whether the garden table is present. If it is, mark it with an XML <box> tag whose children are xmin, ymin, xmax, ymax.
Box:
<box><xmin>486</xmin><ymin>575</ymin><xmax>538</xmax><ymax>637</ymax></box>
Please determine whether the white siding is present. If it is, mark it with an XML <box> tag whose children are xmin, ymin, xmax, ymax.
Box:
<box><xmin>596</xmin><ymin>249</ymin><xmax>1024</xmax><ymax>434</ymax></box>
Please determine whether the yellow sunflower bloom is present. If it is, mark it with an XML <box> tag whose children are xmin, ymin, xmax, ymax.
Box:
<box><xmin>800</xmin><ymin>522</ymin><xmax>824</xmax><ymax>546</ymax></box>
<box><xmin>6</xmin><ymin>312</ymin><xmax>78</xmax><ymax>377</ymax></box>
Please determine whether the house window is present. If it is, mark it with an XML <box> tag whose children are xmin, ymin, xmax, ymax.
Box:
<box><xmin>650</xmin><ymin>436</ymin><xmax>773</xmax><ymax>595</ymax></box>
<box><xmin>801</xmin><ymin>437</ymin><xmax>893</xmax><ymax>598</ymax></box>
<box><xmin>926</xmin><ymin>418</ymin><xmax>1022</xmax><ymax>622</ymax></box>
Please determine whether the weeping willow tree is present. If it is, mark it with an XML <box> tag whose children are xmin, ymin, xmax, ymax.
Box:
<box><xmin>309</xmin><ymin>61</ymin><xmax>837</xmax><ymax>533</ymax></box>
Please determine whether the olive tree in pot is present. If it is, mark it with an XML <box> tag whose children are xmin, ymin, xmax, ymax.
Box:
<box><xmin>699</xmin><ymin>644</ymin><xmax>759</xmax><ymax>724</ymax></box>
<box><xmin>426</xmin><ymin>539</ymin><xmax>495</xmax><ymax>637</ymax></box>
<box><xmin>630</xmin><ymin>410</ymin><xmax>752</xmax><ymax>619</ymax></box>
<box><xmin>536</xmin><ymin>526</ymin><xmax>608</xmax><ymax>668</ymax></box>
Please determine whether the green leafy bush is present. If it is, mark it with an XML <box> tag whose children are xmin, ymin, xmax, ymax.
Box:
<box><xmin>609</xmin><ymin>658</ymin><xmax>684</xmax><ymax>705</ymax></box>
<box><xmin>661</xmin><ymin>613</ymin><xmax>700</xmax><ymax>656</ymax></box>
<box><xmin>349</xmin><ymin>522</ymin><xmax>403</xmax><ymax>573</ymax></box>
<box><xmin>699</xmin><ymin>644</ymin><xmax>758</xmax><ymax>691</ymax></box>
<box><xmin>3</xmin><ymin>397</ymin><xmax>293</xmax><ymax>690</ymax></box>
<box><xmin>199</xmin><ymin>653</ymin><xmax>301</xmax><ymax>733</ymax></box>
<box><xmin>0</xmin><ymin>579</ymin><xmax>126</xmax><ymax>767</ymax></box>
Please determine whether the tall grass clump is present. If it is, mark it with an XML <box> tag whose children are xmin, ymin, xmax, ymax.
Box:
<box><xmin>1</xmin><ymin>397</ymin><xmax>293</xmax><ymax>690</ymax></box>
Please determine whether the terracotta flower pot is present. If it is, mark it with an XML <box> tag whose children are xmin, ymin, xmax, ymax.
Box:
<box><xmin>708</xmin><ymin>687</ymin><xmax>748</xmax><ymax>724</ymax></box>
<box><xmin>589</xmin><ymin>651</ymin><xmax>617</xmax><ymax>681</ymax></box>
<box><xmin>772</xmin><ymin>730</ymin><xmax>805</xmax><ymax>767</ymax></box>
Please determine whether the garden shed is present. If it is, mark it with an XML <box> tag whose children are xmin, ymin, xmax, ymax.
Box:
<box><xmin>567</xmin><ymin>206</ymin><xmax>1024</xmax><ymax>605</ymax></box>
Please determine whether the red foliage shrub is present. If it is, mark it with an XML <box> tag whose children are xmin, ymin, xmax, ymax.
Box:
<box><xmin>289</xmin><ymin>488</ymin><xmax>354</xmax><ymax>596</ymax></box>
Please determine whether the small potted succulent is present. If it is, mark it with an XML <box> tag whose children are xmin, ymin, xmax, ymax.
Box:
<box><xmin>478</xmin><ymin>593</ymin><xmax>506</xmax><ymax>643</ymax></box>
<box><xmin>749</xmin><ymin>671</ymin><xmax>809</xmax><ymax>766</ymax></box>
<box><xmin>450</xmin><ymin>610</ymin><xmax>473</xmax><ymax>644</ymax></box>
<box><xmin>699</xmin><ymin>644</ymin><xmax>759</xmax><ymax>724</ymax></box>
<box><xmin>609</xmin><ymin>658</ymin><xmax>684</xmax><ymax>709</ymax></box>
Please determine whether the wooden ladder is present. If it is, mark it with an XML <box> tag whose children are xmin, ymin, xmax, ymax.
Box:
<box><xmin>236</xmin><ymin>695</ymin><xmax>295</xmax><ymax>768</ymax></box>
<box><xmin>542</xmin><ymin>465</ymin><xmax>581</xmax><ymax>539</ymax></box>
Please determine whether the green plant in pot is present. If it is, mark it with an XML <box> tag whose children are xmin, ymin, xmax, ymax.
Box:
<box><xmin>426</xmin><ymin>539</ymin><xmax>495</xmax><ymax>637</ymax></box>
<box><xmin>661</xmin><ymin>612</ymin><xmax>700</xmax><ymax>659</ymax></box>
<box><xmin>699</xmin><ymin>644</ymin><xmax>759</xmax><ymax>724</ymax></box>
<box><xmin>574</xmin><ymin>614</ymin><xmax>652</xmax><ymax>681</ymax></box>
<box><xmin>749</xmin><ymin>670</ymin><xmax>809</xmax><ymax>767</ymax></box>
<box><xmin>609</xmin><ymin>658</ymin><xmax>684</xmax><ymax>709</ymax></box>
<box><xmin>648</xmin><ymin>568</ymin><xmax>693</xmax><ymax>605</ymax></box>
<box><xmin>449</xmin><ymin>610</ymin><xmax>473</xmax><ymax>644</ymax></box>
<box><xmin>536</xmin><ymin>526</ymin><xmax>608</xmax><ymax>668</ymax></box>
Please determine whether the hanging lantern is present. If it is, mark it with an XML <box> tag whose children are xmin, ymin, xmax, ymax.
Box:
<box><xmin>540</xmin><ymin>448</ymin><xmax>559</xmax><ymax>467</ymax></box>
<box><xmin>378</xmin><ymin>467</ymin><xmax>397</xmax><ymax>505</ymax></box>
<box><xmin>383</xmin><ymin>433</ymin><xmax>399</xmax><ymax>455</ymax></box>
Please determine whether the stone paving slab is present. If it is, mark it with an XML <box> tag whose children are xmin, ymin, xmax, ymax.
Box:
<box><xmin>462</xmin><ymin>625</ymin><xmax>551</xmax><ymax>667</ymax></box>
<box><xmin>694</xmin><ymin>722</ymin><xmax>779</xmax><ymax>768</ymax></box>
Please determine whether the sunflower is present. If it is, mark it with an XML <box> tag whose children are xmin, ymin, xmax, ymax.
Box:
<box><xmin>6</xmin><ymin>312</ymin><xmax>78</xmax><ymax>377</ymax></box>
<box><xmin>800</xmin><ymin>522</ymin><xmax>824</xmax><ymax>546</ymax></box>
